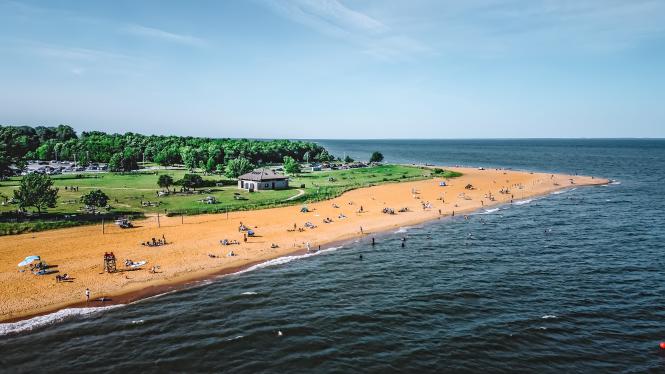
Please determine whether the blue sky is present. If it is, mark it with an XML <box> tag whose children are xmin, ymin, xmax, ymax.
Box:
<box><xmin>1</xmin><ymin>0</ymin><xmax>664</xmax><ymax>138</ymax></box>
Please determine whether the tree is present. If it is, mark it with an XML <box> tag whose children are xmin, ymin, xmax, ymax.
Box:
<box><xmin>180</xmin><ymin>146</ymin><xmax>196</xmax><ymax>170</ymax></box>
<box><xmin>225</xmin><ymin>157</ymin><xmax>254</xmax><ymax>178</ymax></box>
<box><xmin>13</xmin><ymin>173</ymin><xmax>59</xmax><ymax>213</ymax></box>
<box><xmin>157</xmin><ymin>174</ymin><xmax>174</xmax><ymax>192</ymax></box>
<box><xmin>0</xmin><ymin>149</ymin><xmax>14</xmax><ymax>180</ymax></box>
<box><xmin>108</xmin><ymin>153</ymin><xmax>123</xmax><ymax>172</ymax></box>
<box><xmin>369</xmin><ymin>151</ymin><xmax>384</xmax><ymax>163</ymax></box>
<box><xmin>81</xmin><ymin>189</ymin><xmax>109</xmax><ymax>211</ymax></box>
<box><xmin>283</xmin><ymin>156</ymin><xmax>301</xmax><ymax>174</ymax></box>
<box><xmin>205</xmin><ymin>157</ymin><xmax>216</xmax><ymax>173</ymax></box>
<box><xmin>344</xmin><ymin>155</ymin><xmax>354</xmax><ymax>163</ymax></box>
<box><xmin>181</xmin><ymin>173</ymin><xmax>203</xmax><ymax>190</ymax></box>
<box><xmin>55</xmin><ymin>125</ymin><xmax>77</xmax><ymax>141</ymax></box>
<box><xmin>315</xmin><ymin>150</ymin><xmax>333</xmax><ymax>162</ymax></box>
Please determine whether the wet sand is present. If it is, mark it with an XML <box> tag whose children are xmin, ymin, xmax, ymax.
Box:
<box><xmin>0</xmin><ymin>167</ymin><xmax>607</xmax><ymax>322</ymax></box>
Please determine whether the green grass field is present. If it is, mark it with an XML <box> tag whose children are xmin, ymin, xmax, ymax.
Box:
<box><xmin>0</xmin><ymin>165</ymin><xmax>461</xmax><ymax>235</ymax></box>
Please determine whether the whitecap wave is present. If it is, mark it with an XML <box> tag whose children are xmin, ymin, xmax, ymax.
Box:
<box><xmin>241</xmin><ymin>291</ymin><xmax>258</xmax><ymax>296</ymax></box>
<box><xmin>131</xmin><ymin>319</ymin><xmax>145</xmax><ymax>325</ymax></box>
<box><xmin>394</xmin><ymin>227</ymin><xmax>409</xmax><ymax>234</ymax></box>
<box><xmin>609</xmin><ymin>180</ymin><xmax>621</xmax><ymax>185</ymax></box>
<box><xmin>131</xmin><ymin>289</ymin><xmax>179</xmax><ymax>304</ymax></box>
<box><xmin>513</xmin><ymin>199</ymin><xmax>533</xmax><ymax>206</ymax></box>
<box><xmin>552</xmin><ymin>188</ymin><xmax>576</xmax><ymax>195</ymax></box>
<box><xmin>231</xmin><ymin>246</ymin><xmax>343</xmax><ymax>276</ymax></box>
<box><xmin>0</xmin><ymin>305</ymin><xmax>124</xmax><ymax>336</ymax></box>
<box><xmin>541</xmin><ymin>315</ymin><xmax>557</xmax><ymax>319</ymax></box>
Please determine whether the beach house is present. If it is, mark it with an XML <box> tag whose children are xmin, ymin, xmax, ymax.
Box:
<box><xmin>238</xmin><ymin>168</ymin><xmax>289</xmax><ymax>191</ymax></box>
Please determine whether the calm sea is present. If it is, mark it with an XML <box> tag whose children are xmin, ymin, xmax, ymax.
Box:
<box><xmin>2</xmin><ymin>139</ymin><xmax>665</xmax><ymax>373</ymax></box>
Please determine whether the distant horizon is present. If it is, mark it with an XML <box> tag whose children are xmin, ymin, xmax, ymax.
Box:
<box><xmin>4</xmin><ymin>123</ymin><xmax>665</xmax><ymax>141</ymax></box>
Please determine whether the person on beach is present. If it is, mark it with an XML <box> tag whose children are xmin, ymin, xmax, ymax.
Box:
<box><xmin>360</xmin><ymin>226</ymin><xmax>363</xmax><ymax>235</ymax></box>
<box><xmin>85</xmin><ymin>288</ymin><xmax>90</xmax><ymax>303</ymax></box>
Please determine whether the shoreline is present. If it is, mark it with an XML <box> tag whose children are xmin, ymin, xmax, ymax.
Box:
<box><xmin>0</xmin><ymin>167</ymin><xmax>609</xmax><ymax>325</ymax></box>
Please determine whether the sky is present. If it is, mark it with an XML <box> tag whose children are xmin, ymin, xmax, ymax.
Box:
<box><xmin>1</xmin><ymin>0</ymin><xmax>664</xmax><ymax>139</ymax></box>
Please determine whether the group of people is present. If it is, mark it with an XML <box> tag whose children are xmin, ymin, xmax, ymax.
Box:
<box><xmin>64</xmin><ymin>186</ymin><xmax>80</xmax><ymax>191</ymax></box>
<box><xmin>220</xmin><ymin>238</ymin><xmax>240</xmax><ymax>246</ymax></box>
<box><xmin>141</xmin><ymin>235</ymin><xmax>167</xmax><ymax>247</ymax></box>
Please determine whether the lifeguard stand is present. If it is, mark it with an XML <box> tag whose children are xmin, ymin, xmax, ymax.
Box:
<box><xmin>103</xmin><ymin>252</ymin><xmax>117</xmax><ymax>273</ymax></box>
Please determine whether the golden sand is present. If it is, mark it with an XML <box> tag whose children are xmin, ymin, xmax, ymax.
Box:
<box><xmin>0</xmin><ymin>167</ymin><xmax>607</xmax><ymax>322</ymax></box>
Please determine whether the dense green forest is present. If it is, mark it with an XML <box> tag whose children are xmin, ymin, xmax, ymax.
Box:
<box><xmin>0</xmin><ymin>125</ymin><xmax>333</xmax><ymax>178</ymax></box>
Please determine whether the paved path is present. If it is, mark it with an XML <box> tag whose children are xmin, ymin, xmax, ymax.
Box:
<box><xmin>284</xmin><ymin>189</ymin><xmax>305</xmax><ymax>201</ymax></box>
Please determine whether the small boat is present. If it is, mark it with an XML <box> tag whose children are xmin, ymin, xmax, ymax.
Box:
<box><xmin>126</xmin><ymin>260</ymin><xmax>147</xmax><ymax>268</ymax></box>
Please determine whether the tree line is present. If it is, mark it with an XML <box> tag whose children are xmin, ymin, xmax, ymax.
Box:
<box><xmin>0</xmin><ymin>124</ymin><xmax>334</xmax><ymax>177</ymax></box>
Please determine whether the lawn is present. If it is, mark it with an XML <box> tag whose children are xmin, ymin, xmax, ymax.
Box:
<box><xmin>0</xmin><ymin>165</ymin><xmax>461</xmax><ymax>235</ymax></box>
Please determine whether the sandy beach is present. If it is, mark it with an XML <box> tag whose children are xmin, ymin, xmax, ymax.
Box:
<box><xmin>0</xmin><ymin>167</ymin><xmax>607</xmax><ymax>322</ymax></box>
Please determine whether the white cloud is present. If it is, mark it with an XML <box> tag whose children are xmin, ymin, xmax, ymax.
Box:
<box><xmin>123</xmin><ymin>24</ymin><xmax>208</xmax><ymax>48</ymax></box>
<box><xmin>260</xmin><ymin>0</ymin><xmax>430</xmax><ymax>60</ymax></box>
<box><xmin>26</xmin><ymin>43</ymin><xmax>133</xmax><ymax>62</ymax></box>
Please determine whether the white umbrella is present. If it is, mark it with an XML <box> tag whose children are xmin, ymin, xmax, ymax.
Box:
<box><xmin>18</xmin><ymin>255</ymin><xmax>40</xmax><ymax>267</ymax></box>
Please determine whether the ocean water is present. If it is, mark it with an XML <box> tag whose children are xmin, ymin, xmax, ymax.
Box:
<box><xmin>2</xmin><ymin>139</ymin><xmax>665</xmax><ymax>373</ymax></box>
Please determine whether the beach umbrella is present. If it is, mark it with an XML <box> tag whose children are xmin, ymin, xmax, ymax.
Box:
<box><xmin>18</xmin><ymin>255</ymin><xmax>40</xmax><ymax>267</ymax></box>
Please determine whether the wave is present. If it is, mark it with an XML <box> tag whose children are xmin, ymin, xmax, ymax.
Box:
<box><xmin>131</xmin><ymin>289</ymin><xmax>180</xmax><ymax>304</ymax></box>
<box><xmin>0</xmin><ymin>305</ymin><xmax>124</xmax><ymax>336</ymax></box>
<box><xmin>609</xmin><ymin>180</ymin><xmax>621</xmax><ymax>185</ymax></box>
<box><xmin>231</xmin><ymin>245</ymin><xmax>343</xmax><ymax>277</ymax></box>
<box><xmin>541</xmin><ymin>315</ymin><xmax>558</xmax><ymax>319</ymax></box>
<box><xmin>552</xmin><ymin>188</ymin><xmax>576</xmax><ymax>195</ymax></box>
<box><xmin>241</xmin><ymin>291</ymin><xmax>258</xmax><ymax>296</ymax></box>
<box><xmin>513</xmin><ymin>199</ymin><xmax>533</xmax><ymax>206</ymax></box>
<box><xmin>394</xmin><ymin>227</ymin><xmax>409</xmax><ymax>234</ymax></box>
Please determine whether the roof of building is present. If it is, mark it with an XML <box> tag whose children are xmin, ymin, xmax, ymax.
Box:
<box><xmin>238</xmin><ymin>168</ymin><xmax>288</xmax><ymax>181</ymax></box>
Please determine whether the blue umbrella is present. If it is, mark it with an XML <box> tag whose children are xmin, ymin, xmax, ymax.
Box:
<box><xmin>18</xmin><ymin>255</ymin><xmax>40</xmax><ymax>267</ymax></box>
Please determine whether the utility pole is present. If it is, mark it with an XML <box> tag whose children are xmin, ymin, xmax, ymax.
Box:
<box><xmin>157</xmin><ymin>212</ymin><xmax>161</xmax><ymax>228</ymax></box>
<box><xmin>102</xmin><ymin>218</ymin><xmax>105</xmax><ymax>234</ymax></box>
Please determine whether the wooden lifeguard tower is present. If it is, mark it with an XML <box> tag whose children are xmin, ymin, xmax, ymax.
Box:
<box><xmin>103</xmin><ymin>252</ymin><xmax>117</xmax><ymax>273</ymax></box>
